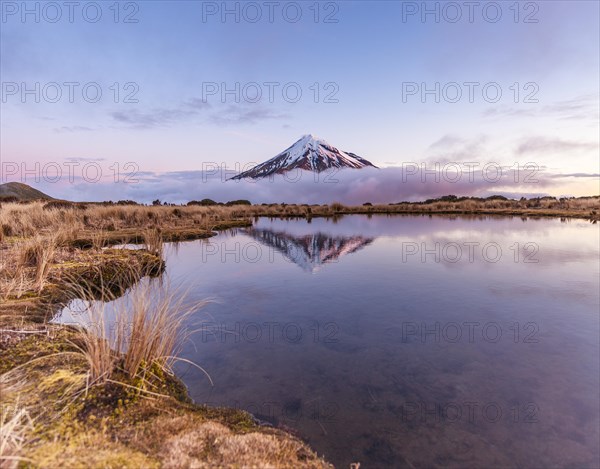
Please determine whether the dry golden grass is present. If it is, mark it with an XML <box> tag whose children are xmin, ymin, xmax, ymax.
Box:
<box><xmin>0</xmin><ymin>199</ymin><xmax>336</xmax><ymax>467</ymax></box>
<box><xmin>19</xmin><ymin>235</ymin><xmax>57</xmax><ymax>294</ymax></box>
<box><xmin>1</xmin><ymin>197</ymin><xmax>597</xmax><ymax>307</ymax></box>
<box><xmin>156</xmin><ymin>417</ymin><xmax>331</xmax><ymax>469</ymax></box>
<box><xmin>143</xmin><ymin>227</ymin><xmax>163</xmax><ymax>257</ymax></box>
<box><xmin>1</xmin><ymin>196</ymin><xmax>598</xmax><ymax>243</ymax></box>
<box><xmin>0</xmin><ymin>392</ymin><xmax>33</xmax><ymax>469</ymax></box>
<box><xmin>0</xmin><ymin>322</ymin><xmax>331</xmax><ymax>469</ymax></box>
<box><xmin>64</xmin><ymin>273</ymin><xmax>208</xmax><ymax>388</ymax></box>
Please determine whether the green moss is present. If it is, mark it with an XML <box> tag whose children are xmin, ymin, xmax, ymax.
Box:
<box><xmin>0</xmin><ymin>328</ymin><xmax>78</xmax><ymax>374</ymax></box>
<box><xmin>0</xmin><ymin>221</ymin><xmax>333</xmax><ymax>468</ymax></box>
<box><xmin>26</xmin><ymin>431</ymin><xmax>160</xmax><ymax>469</ymax></box>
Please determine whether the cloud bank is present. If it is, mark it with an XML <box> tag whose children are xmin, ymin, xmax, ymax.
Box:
<box><xmin>13</xmin><ymin>165</ymin><xmax>595</xmax><ymax>204</ymax></box>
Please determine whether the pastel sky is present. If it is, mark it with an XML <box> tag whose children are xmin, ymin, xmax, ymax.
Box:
<box><xmin>1</xmin><ymin>0</ymin><xmax>599</xmax><ymax>203</ymax></box>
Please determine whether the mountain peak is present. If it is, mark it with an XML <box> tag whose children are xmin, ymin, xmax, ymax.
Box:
<box><xmin>230</xmin><ymin>135</ymin><xmax>376</xmax><ymax>180</ymax></box>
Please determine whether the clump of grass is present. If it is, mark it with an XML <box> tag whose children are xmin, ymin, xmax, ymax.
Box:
<box><xmin>18</xmin><ymin>234</ymin><xmax>57</xmax><ymax>293</ymax></box>
<box><xmin>143</xmin><ymin>228</ymin><xmax>163</xmax><ymax>258</ymax></box>
<box><xmin>0</xmin><ymin>403</ymin><xmax>32</xmax><ymax>469</ymax></box>
<box><xmin>64</xmin><ymin>270</ymin><xmax>210</xmax><ymax>389</ymax></box>
<box><xmin>0</xmin><ymin>269</ymin><xmax>26</xmax><ymax>301</ymax></box>
<box><xmin>330</xmin><ymin>202</ymin><xmax>345</xmax><ymax>212</ymax></box>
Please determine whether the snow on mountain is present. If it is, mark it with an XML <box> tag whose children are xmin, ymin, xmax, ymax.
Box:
<box><xmin>229</xmin><ymin>134</ymin><xmax>377</xmax><ymax>180</ymax></box>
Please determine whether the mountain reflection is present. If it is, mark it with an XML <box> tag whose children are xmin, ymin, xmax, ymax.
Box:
<box><xmin>244</xmin><ymin>227</ymin><xmax>375</xmax><ymax>272</ymax></box>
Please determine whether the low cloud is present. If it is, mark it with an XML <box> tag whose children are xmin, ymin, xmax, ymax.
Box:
<box><xmin>63</xmin><ymin>157</ymin><xmax>106</xmax><ymax>163</ymax></box>
<box><xmin>516</xmin><ymin>137</ymin><xmax>598</xmax><ymax>155</ymax></box>
<box><xmin>28</xmin><ymin>165</ymin><xmax>580</xmax><ymax>205</ymax></box>
<box><xmin>483</xmin><ymin>94</ymin><xmax>600</xmax><ymax>121</ymax></box>
<box><xmin>110</xmin><ymin>100</ymin><xmax>289</xmax><ymax>128</ymax></box>
<box><xmin>550</xmin><ymin>172</ymin><xmax>600</xmax><ymax>178</ymax></box>
<box><xmin>426</xmin><ymin>134</ymin><xmax>488</xmax><ymax>163</ymax></box>
<box><xmin>110</xmin><ymin>108</ymin><xmax>198</xmax><ymax>129</ymax></box>
<box><xmin>209</xmin><ymin>105</ymin><xmax>289</xmax><ymax>126</ymax></box>
<box><xmin>54</xmin><ymin>126</ymin><xmax>93</xmax><ymax>133</ymax></box>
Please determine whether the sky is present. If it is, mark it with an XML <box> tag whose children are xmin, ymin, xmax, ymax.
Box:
<box><xmin>1</xmin><ymin>0</ymin><xmax>599</xmax><ymax>203</ymax></box>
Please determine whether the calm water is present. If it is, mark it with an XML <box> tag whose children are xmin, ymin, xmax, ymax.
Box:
<box><xmin>62</xmin><ymin>215</ymin><xmax>600</xmax><ymax>468</ymax></box>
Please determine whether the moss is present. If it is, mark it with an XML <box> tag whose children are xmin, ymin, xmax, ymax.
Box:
<box><xmin>0</xmin><ymin>328</ymin><xmax>78</xmax><ymax>374</ymax></box>
<box><xmin>38</xmin><ymin>368</ymin><xmax>86</xmax><ymax>394</ymax></box>
<box><xmin>26</xmin><ymin>430</ymin><xmax>160</xmax><ymax>469</ymax></box>
<box><xmin>0</xmin><ymin>220</ymin><xmax>333</xmax><ymax>468</ymax></box>
<box><xmin>0</xmin><ymin>325</ymin><xmax>307</xmax><ymax>468</ymax></box>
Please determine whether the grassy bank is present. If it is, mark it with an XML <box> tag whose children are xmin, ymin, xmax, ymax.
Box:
<box><xmin>0</xmin><ymin>324</ymin><xmax>332</xmax><ymax>468</ymax></box>
<box><xmin>1</xmin><ymin>196</ymin><xmax>598</xmax><ymax>467</ymax></box>
<box><xmin>0</xmin><ymin>203</ymin><xmax>331</xmax><ymax>468</ymax></box>
<box><xmin>1</xmin><ymin>196</ymin><xmax>599</xmax><ymax>243</ymax></box>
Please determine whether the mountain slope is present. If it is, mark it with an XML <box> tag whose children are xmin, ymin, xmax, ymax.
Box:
<box><xmin>244</xmin><ymin>227</ymin><xmax>374</xmax><ymax>272</ymax></box>
<box><xmin>230</xmin><ymin>134</ymin><xmax>377</xmax><ymax>180</ymax></box>
<box><xmin>0</xmin><ymin>182</ymin><xmax>54</xmax><ymax>200</ymax></box>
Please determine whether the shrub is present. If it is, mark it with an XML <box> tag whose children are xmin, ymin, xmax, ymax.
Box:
<box><xmin>43</xmin><ymin>200</ymin><xmax>75</xmax><ymax>211</ymax></box>
<box><xmin>225</xmin><ymin>200</ymin><xmax>251</xmax><ymax>206</ymax></box>
<box><xmin>188</xmin><ymin>199</ymin><xmax>218</xmax><ymax>206</ymax></box>
<box><xmin>2</xmin><ymin>224</ymin><xmax>13</xmax><ymax>237</ymax></box>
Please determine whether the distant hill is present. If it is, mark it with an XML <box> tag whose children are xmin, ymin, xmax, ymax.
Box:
<box><xmin>0</xmin><ymin>182</ymin><xmax>54</xmax><ymax>201</ymax></box>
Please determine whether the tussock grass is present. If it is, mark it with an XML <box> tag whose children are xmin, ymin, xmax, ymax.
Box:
<box><xmin>1</xmin><ymin>197</ymin><xmax>597</xmax><ymax>303</ymax></box>
<box><xmin>19</xmin><ymin>235</ymin><xmax>57</xmax><ymax>293</ymax></box>
<box><xmin>0</xmin><ymin>201</ymin><xmax>337</xmax><ymax>467</ymax></box>
<box><xmin>0</xmin><ymin>402</ymin><xmax>32</xmax><ymax>469</ymax></box>
<box><xmin>1</xmin><ymin>196</ymin><xmax>598</xmax><ymax>244</ymax></box>
<box><xmin>63</xmin><ymin>271</ymin><xmax>209</xmax><ymax>388</ymax></box>
<box><xmin>143</xmin><ymin>228</ymin><xmax>163</xmax><ymax>258</ymax></box>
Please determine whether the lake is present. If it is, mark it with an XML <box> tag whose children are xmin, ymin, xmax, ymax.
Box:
<box><xmin>60</xmin><ymin>215</ymin><xmax>600</xmax><ymax>468</ymax></box>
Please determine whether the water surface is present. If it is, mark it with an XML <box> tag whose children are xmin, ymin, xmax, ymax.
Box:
<box><xmin>62</xmin><ymin>215</ymin><xmax>600</xmax><ymax>468</ymax></box>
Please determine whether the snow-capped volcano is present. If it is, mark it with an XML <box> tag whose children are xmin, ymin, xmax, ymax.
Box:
<box><xmin>230</xmin><ymin>134</ymin><xmax>377</xmax><ymax>180</ymax></box>
<box><xmin>244</xmin><ymin>227</ymin><xmax>374</xmax><ymax>272</ymax></box>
